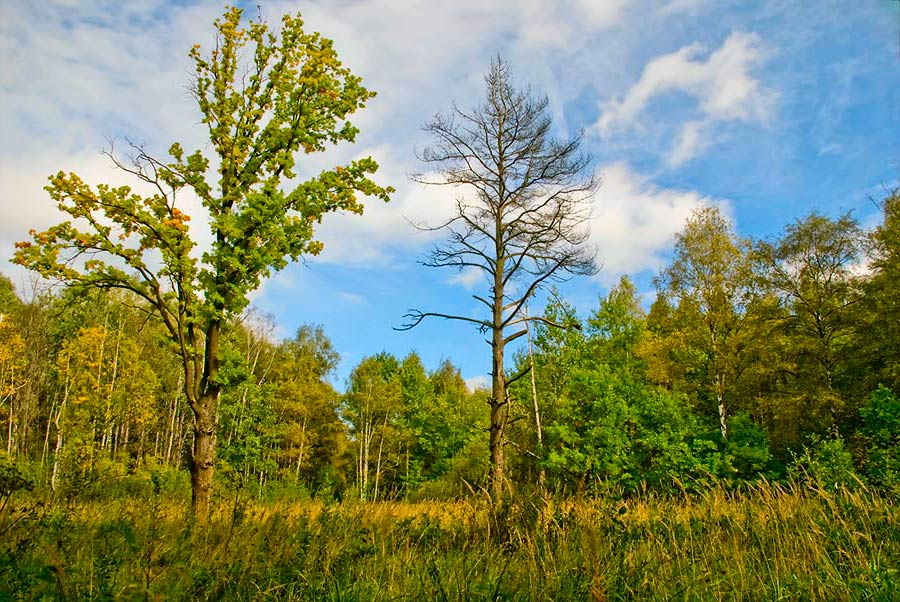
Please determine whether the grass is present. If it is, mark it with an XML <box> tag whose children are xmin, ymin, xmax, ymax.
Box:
<box><xmin>1</xmin><ymin>482</ymin><xmax>898</xmax><ymax>600</ymax></box>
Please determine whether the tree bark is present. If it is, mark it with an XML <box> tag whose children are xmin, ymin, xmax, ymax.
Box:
<box><xmin>190</xmin><ymin>405</ymin><xmax>216</xmax><ymax>519</ymax></box>
<box><xmin>489</xmin><ymin>294</ymin><xmax>507</xmax><ymax>499</ymax></box>
<box><xmin>525</xmin><ymin>306</ymin><xmax>545</xmax><ymax>488</ymax></box>
<box><xmin>189</xmin><ymin>320</ymin><xmax>222</xmax><ymax>519</ymax></box>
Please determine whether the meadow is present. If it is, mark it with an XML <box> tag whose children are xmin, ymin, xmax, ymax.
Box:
<box><xmin>2</xmin><ymin>478</ymin><xmax>898</xmax><ymax>601</ymax></box>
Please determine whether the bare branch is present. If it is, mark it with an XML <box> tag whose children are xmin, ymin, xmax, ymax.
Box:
<box><xmin>395</xmin><ymin>309</ymin><xmax>491</xmax><ymax>331</ymax></box>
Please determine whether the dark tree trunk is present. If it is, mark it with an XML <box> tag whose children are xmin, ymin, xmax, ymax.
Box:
<box><xmin>489</xmin><ymin>334</ymin><xmax>507</xmax><ymax>500</ymax></box>
<box><xmin>190</xmin><ymin>404</ymin><xmax>216</xmax><ymax>519</ymax></box>
<box><xmin>189</xmin><ymin>320</ymin><xmax>222</xmax><ymax>519</ymax></box>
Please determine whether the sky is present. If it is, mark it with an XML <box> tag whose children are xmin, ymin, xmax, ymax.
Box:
<box><xmin>1</xmin><ymin>0</ymin><xmax>898</xmax><ymax>390</ymax></box>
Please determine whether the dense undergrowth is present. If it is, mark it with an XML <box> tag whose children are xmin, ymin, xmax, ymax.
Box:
<box><xmin>2</xmin><ymin>475</ymin><xmax>898</xmax><ymax>601</ymax></box>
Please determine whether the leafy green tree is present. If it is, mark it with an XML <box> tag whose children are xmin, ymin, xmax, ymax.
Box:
<box><xmin>0</xmin><ymin>311</ymin><xmax>26</xmax><ymax>458</ymax></box>
<box><xmin>269</xmin><ymin>325</ymin><xmax>345</xmax><ymax>492</ymax></box>
<box><xmin>753</xmin><ymin>211</ymin><xmax>864</xmax><ymax>437</ymax></box>
<box><xmin>216</xmin><ymin>320</ymin><xmax>277</xmax><ymax>488</ymax></box>
<box><xmin>857</xmin><ymin>386</ymin><xmax>900</xmax><ymax>494</ymax></box>
<box><xmin>655</xmin><ymin>206</ymin><xmax>753</xmax><ymax>439</ymax></box>
<box><xmin>343</xmin><ymin>353</ymin><xmax>403</xmax><ymax>500</ymax></box>
<box><xmin>14</xmin><ymin>7</ymin><xmax>391</xmax><ymax>517</ymax></box>
<box><xmin>722</xmin><ymin>412</ymin><xmax>776</xmax><ymax>481</ymax></box>
<box><xmin>0</xmin><ymin>276</ymin><xmax>20</xmax><ymax>318</ymax></box>
<box><xmin>0</xmin><ymin>278</ymin><xmax>59</xmax><ymax>464</ymax></box>
<box><xmin>788</xmin><ymin>435</ymin><xmax>859</xmax><ymax>490</ymax></box>
<box><xmin>538</xmin><ymin>281</ymin><xmax>706</xmax><ymax>494</ymax></box>
<box><xmin>410</xmin><ymin>357</ymin><xmax>480</xmax><ymax>486</ymax></box>
<box><xmin>53</xmin><ymin>324</ymin><xmax>157</xmax><ymax>489</ymax></box>
<box><xmin>587</xmin><ymin>277</ymin><xmax>647</xmax><ymax>374</ymax></box>
<box><xmin>507</xmin><ymin>294</ymin><xmax>585</xmax><ymax>485</ymax></box>
<box><xmin>858</xmin><ymin>189</ymin><xmax>900</xmax><ymax>394</ymax></box>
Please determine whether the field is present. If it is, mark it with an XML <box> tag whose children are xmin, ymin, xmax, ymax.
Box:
<box><xmin>2</xmin><ymin>482</ymin><xmax>898</xmax><ymax>601</ymax></box>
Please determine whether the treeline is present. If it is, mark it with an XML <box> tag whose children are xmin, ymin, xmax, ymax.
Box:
<box><xmin>1</xmin><ymin>190</ymin><xmax>898</xmax><ymax>501</ymax></box>
<box><xmin>0</xmin><ymin>280</ymin><xmax>489</xmax><ymax>500</ymax></box>
<box><xmin>505</xmin><ymin>197</ymin><xmax>900</xmax><ymax>495</ymax></box>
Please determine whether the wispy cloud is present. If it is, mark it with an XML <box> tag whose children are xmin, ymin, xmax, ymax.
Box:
<box><xmin>593</xmin><ymin>31</ymin><xmax>777</xmax><ymax>166</ymax></box>
<box><xmin>447</xmin><ymin>267</ymin><xmax>485</xmax><ymax>290</ymax></box>
<box><xmin>340</xmin><ymin>292</ymin><xmax>367</xmax><ymax>305</ymax></box>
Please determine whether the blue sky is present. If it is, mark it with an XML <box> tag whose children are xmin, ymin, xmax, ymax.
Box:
<box><xmin>1</xmin><ymin>1</ymin><xmax>898</xmax><ymax>389</ymax></box>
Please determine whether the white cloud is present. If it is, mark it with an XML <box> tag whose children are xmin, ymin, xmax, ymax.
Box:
<box><xmin>447</xmin><ymin>267</ymin><xmax>485</xmax><ymax>289</ymax></box>
<box><xmin>658</xmin><ymin>0</ymin><xmax>709</xmax><ymax>17</ymax></box>
<box><xmin>593</xmin><ymin>31</ymin><xmax>776</xmax><ymax>166</ymax></box>
<box><xmin>589</xmin><ymin>161</ymin><xmax>728</xmax><ymax>282</ymax></box>
<box><xmin>0</xmin><ymin>1</ymin><xmax>638</xmax><ymax>279</ymax></box>
<box><xmin>339</xmin><ymin>292</ymin><xmax>367</xmax><ymax>305</ymax></box>
<box><xmin>667</xmin><ymin>120</ymin><xmax>708</xmax><ymax>167</ymax></box>
<box><xmin>817</xmin><ymin>143</ymin><xmax>842</xmax><ymax>156</ymax></box>
<box><xmin>464</xmin><ymin>374</ymin><xmax>490</xmax><ymax>392</ymax></box>
<box><xmin>574</xmin><ymin>0</ymin><xmax>631</xmax><ymax>27</ymax></box>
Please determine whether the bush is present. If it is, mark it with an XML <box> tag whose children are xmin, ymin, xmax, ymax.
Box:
<box><xmin>788</xmin><ymin>435</ymin><xmax>859</xmax><ymax>490</ymax></box>
<box><xmin>724</xmin><ymin>412</ymin><xmax>779</xmax><ymax>481</ymax></box>
<box><xmin>858</xmin><ymin>386</ymin><xmax>900</xmax><ymax>493</ymax></box>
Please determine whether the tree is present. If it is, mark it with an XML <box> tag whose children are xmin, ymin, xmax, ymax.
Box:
<box><xmin>753</xmin><ymin>211</ymin><xmax>863</xmax><ymax>435</ymax></box>
<box><xmin>859</xmin><ymin>189</ymin><xmax>900</xmax><ymax>393</ymax></box>
<box><xmin>655</xmin><ymin>206</ymin><xmax>753</xmax><ymax>439</ymax></box>
<box><xmin>342</xmin><ymin>353</ymin><xmax>403</xmax><ymax>501</ymax></box>
<box><xmin>0</xmin><ymin>312</ymin><xmax>26</xmax><ymax>458</ymax></box>
<box><xmin>268</xmin><ymin>325</ymin><xmax>345</xmax><ymax>491</ymax></box>
<box><xmin>399</xmin><ymin>59</ymin><xmax>596</xmax><ymax>498</ymax></box>
<box><xmin>14</xmin><ymin>6</ymin><xmax>391</xmax><ymax>517</ymax></box>
<box><xmin>53</xmin><ymin>324</ymin><xmax>157</xmax><ymax>488</ymax></box>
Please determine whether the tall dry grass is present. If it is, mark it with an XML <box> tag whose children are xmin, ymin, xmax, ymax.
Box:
<box><xmin>2</xmin><ymin>481</ymin><xmax>897</xmax><ymax>600</ymax></box>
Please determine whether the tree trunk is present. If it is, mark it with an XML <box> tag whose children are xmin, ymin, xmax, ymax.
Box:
<box><xmin>51</xmin><ymin>367</ymin><xmax>70</xmax><ymax>492</ymax></box>
<box><xmin>489</xmin><ymin>323</ymin><xmax>507</xmax><ymax>500</ymax></box>
<box><xmin>717</xmin><ymin>394</ymin><xmax>728</xmax><ymax>440</ymax></box>
<box><xmin>716</xmin><ymin>369</ymin><xmax>727</xmax><ymax>440</ymax></box>
<box><xmin>42</xmin><ymin>393</ymin><xmax>57</xmax><ymax>467</ymax></box>
<box><xmin>189</xmin><ymin>320</ymin><xmax>222</xmax><ymax>519</ymax></box>
<box><xmin>525</xmin><ymin>306</ymin><xmax>545</xmax><ymax>488</ymax></box>
<box><xmin>489</xmin><ymin>236</ymin><xmax>507</xmax><ymax>501</ymax></box>
<box><xmin>190</xmin><ymin>405</ymin><xmax>216</xmax><ymax>519</ymax></box>
<box><xmin>373</xmin><ymin>427</ymin><xmax>385</xmax><ymax>502</ymax></box>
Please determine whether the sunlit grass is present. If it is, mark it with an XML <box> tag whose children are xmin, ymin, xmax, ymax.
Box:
<box><xmin>2</xmin><ymin>482</ymin><xmax>898</xmax><ymax>600</ymax></box>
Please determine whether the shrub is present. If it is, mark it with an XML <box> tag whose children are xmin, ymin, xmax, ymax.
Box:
<box><xmin>858</xmin><ymin>386</ymin><xmax>900</xmax><ymax>493</ymax></box>
<box><xmin>788</xmin><ymin>435</ymin><xmax>859</xmax><ymax>489</ymax></box>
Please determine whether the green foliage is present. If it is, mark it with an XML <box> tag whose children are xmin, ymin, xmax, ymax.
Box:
<box><xmin>789</xmin><ymin>435</ymin><xmax>860</xmax><ymax>490</ymax></box>
<box><xmin>546</xmin><ymin>365</ymin><xmax>708</xmax><ymax>495</ymax></box>
<box><xmin>752</xmin><ymin>211</ymin><xmax>864</xmax><ymax>436</ymax></box>
<box><xmin>858</xmin><ymin>190</ymin><xmax>900</xmax><ymax>393</ymax></box>
<box><xmin>858</xmin><ymin>386</ymin><xmax>900</xmax><ymax>493</ymax></box>
<box><xmin>723</xmin><ymin>412</ymin><xmax>777</xmax><ymax>480</ymax></box>
<box><xmin>0</xmin><ymin>274</ymin><xmax>20</xmax><ymax>315</ymax></box>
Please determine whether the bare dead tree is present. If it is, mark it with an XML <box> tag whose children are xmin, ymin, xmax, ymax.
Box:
<box><xmin>398</xmin><ymin>58</ymin><xmax>597</xmax><ymax>499</ymax></box>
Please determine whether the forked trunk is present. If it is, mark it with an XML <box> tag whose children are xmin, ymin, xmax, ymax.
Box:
<box><xmin>189</xmin><ymin>320</ymin><xmax>221</xmax><ymax>520</ymax></box>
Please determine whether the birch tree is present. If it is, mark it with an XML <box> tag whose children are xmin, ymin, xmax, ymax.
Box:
<box><xmin>656</xmin><ymin>206</ymin><xmax>752</xmax><ymax>439</ymax></box>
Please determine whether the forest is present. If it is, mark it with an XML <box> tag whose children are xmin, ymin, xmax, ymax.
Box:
<box><xmin>1</xmin><ymin>5</ymin><xmax>898</xmax><ymax>601</ymax></box>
